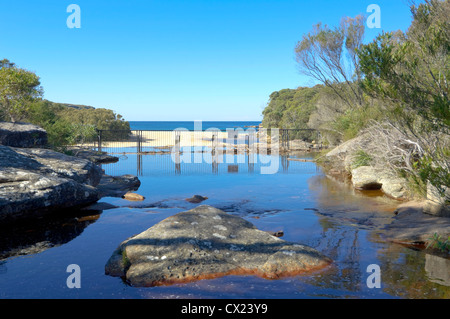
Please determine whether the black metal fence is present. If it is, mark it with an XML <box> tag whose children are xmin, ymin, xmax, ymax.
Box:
<box><xmin>81</xmin><ymin>128</ymin><xmax>323</xmax><ymax>155</ymax></box>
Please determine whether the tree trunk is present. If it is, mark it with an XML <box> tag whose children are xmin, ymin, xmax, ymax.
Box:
<box><xmin>4</xmin><ymin>99</ymin><xmax>16</xmax><ymax>123</ymax></box>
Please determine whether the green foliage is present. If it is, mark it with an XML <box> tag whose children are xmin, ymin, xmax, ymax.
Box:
<box><xmin>57</xmin><ymin>107</ymin><xmax>130</xmax><ymax>131</ymax></box>
<box><xmin>426</xmin><ymin>233</ymin><xmax>450</xmax><ymax>253</ymax></box>
<box><xmin>262</xmin><ymin>85</ymin><xmax>321</xmax><ymax>129</ymax></box>
<box><xmin>67</xmin><ymin>123</ymin><xmax>97</xmax><ymax>145</ymax></box>
<box><xmin>357</xmin><ymin>0</ymin><xmax>450</xmax><ymax>191</ymax></box>
<box><xmin>414</xmin><ymin>153</ymin><xmax>450</xmax><ymax>197</ymax></box>
<box><xmin>0</xmin><ymin>59</ymin><xmax>131</xmax><ymax>150</ymax></box>
<box><xmin>262</xmin><ymin>86</ymin><xmax>323</xmax><ymax>142</ymax></box>
<box><xmin>358</xmin><ymin>0</ymin><xmax>450</xmax><ymax>133</ymax></box>
<box><xmin>332</xmin><ymin>103</ymin><xmax>385</xmax><ymax>141</ymax></box>
<box><xmin>57</xmin><ymin>106</ymin><xmax>131</xmax><ymax>141</ymax></box>
<box><xmin>351</xmin><ymin>150</ymin><xmax>372</xmax><ymax>169</ymax></box>
<box><xmin>0</xmin><ymin>59</ymin><xmax>43</xmax><ymax>122</ymax></box>
<box><xmin>400</xmin><ymin>170</ymin><xmax>428</xmax><ymax>199</ymax></box>
<box><xmin>264</xmin><ymin>15</ymin><xmax>385</xmax><ymax>145</ymax></box>
<box><xmin>24</xmin><ymin>99</ymin><xmax>130</xmax><ymax>149</ymax></box>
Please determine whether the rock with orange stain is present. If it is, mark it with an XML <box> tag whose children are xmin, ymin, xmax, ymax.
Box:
<box><xmin>105</xmin><ymin>205</ymin><xmax>331</xmax><ymax>287</ymax></box>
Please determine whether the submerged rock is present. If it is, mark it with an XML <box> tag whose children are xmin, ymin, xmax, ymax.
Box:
<box><xmin>185</xmin><ymin>195</ymin><xmax>208</xmax><ymax>203</ymax></box>
<box><xmin>96</xmin><ymin>174</ymin><xmax>141</xmax><ymax>198</ymax></box>
<box><xmin>266</xmin><ymin>230</ymin><xmax>284</xmax><ymax>238</ymax></box>
<box><xmin>0</xmin><ymin>209</ymin><xmax>101</xmax><ymax>260</ymax></box>
<box><xmin>105</xmin><ymin>205</ymin><xmax>331</xmax><ymax>287</ymax></box>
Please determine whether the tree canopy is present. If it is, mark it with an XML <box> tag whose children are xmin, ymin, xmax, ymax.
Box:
<box><xmin>0</xmin><ymin>59</ymin><xmax>43</xmax><ymax>122</ymax></box>
<box><xmin>357</xmin><ymin>0</ymin><xmax>450</xmax><ymax>194</ymax></box>
<box><xmin>262</xmin><ymin>85</ymin><xmax>322</xmax><ymax>130</ymax></box>
<box><xmin>0</xmin><ymin>59</ymin><xmax>131</xmax><ymax>149</ymax></box>
<box><xmin>358</xmin><ymin>0</ymin><xmax>449</xmax><ymax>132</ymax></box>
<box><xmin>263</xmin><ymin>0</ymin><xmax>449</xmax><ymax>194</ymax></box>
<box><xmin>294</xmin><ymin>15</ymin><xmax>366</xmax><ymax>108</ymax></box>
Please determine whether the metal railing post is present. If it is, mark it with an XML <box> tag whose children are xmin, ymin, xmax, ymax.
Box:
<box><xmin>97</xmin><ymin>130</ymin><xmax>102</xmax><ymax>153</ymax></box>
<box><xmin>136</xmin><ymin>130</ymin><xmax>142</xmax><ymax>154</ymax></box>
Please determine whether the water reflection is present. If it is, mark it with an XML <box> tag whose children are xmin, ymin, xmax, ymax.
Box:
<box><xmin>0</xmin><ymin>208</ymin><xmax>102</xmax><ymax>261</ymax></box>
<box><xmin>425</xmin><ymin>254</ymin><xmax>450</xmax><ymax>287</ymax></box>
<box><xmin>375</xmin><ymin>244</ymin><xmax>450</xmax><ymax>298</ymax></box>
<box><xmin>304</xmin><ymin>227</ymin><xmax>364</xmax><ymax>296</ymax></box>
<box><xmin>304</xmin><ymin>174</ymin><xmax>450</xmax><ymax>298</ymax></box>
<box><xmin>101</xmin><ymin>152</ymin><xmax>318</xmax><ymax>177</ymax></box>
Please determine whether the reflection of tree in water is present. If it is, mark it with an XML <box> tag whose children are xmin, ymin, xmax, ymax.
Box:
<box><xmin>306</xmin><ymin>174</ymin><xmax>450</xmax><ymax>298</ymax></box>
<box><xmin>375</xmin><ymin>244</ymin><xmax>450</xmax><ymax>298</ymax></box>
<box><xmin>0</xmin><ymin>209</ymin><xmax>102</xmax><ymax>262</ymax></box>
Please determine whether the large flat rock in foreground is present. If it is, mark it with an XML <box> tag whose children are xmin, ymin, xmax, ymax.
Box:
<box><xmin>105</xmin><ymin>205</ymin><xmax>331</xmax><ymax>287</ymax></box>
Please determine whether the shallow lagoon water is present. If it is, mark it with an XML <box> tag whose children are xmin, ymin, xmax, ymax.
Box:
<box><xmin>0</xmin><ymin>153</ymin><xmax>449</xmax><ymax>299</ymax></box>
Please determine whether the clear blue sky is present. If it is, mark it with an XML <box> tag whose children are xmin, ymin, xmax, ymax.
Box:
<box><xmin>0</xmin><ymin>0</ymin><xmax>415</xmax><ymax>121</ymax></box>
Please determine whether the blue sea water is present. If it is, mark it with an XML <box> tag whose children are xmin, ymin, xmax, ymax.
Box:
<box><xmin>129</xmin><ymin>121</ymin><xmax>261</xmax><ymax>131</ymax></box>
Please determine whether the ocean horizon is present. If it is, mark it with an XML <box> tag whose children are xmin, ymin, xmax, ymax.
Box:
<box><xmin>128</xmin><ymin>120</ymin><xmax>262</xmax><ymax>131</ymax></box>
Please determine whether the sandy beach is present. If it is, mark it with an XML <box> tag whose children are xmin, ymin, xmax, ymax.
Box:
<box><xmin>92</xmin><ymin>130</ymin><xmax>269</xmax><ymax>150</ymax></box>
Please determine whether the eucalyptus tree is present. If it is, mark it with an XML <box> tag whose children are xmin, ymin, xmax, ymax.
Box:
<box><xmin>294</xmin><ymin>15</ymin><xmax>366</xmax><ymax>109</ymax></box>
<box><xmin>0</xmin><ymin>59</ymin><xmax>43</xmax><ymax>122</ymax></box>
<box><xmin>357</xmin><ymin>0</ymin><xmax>450</xmax><ymax>193</ymax></box>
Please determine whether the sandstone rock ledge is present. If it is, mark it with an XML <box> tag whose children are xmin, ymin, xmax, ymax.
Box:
<box><xmin>0</xmin><ymin>122</ymin><xmax>47</xmax><ymax>148</ymax></box>
<box><xmin>381</xmin><ymin>201</ymin><xmax>450</xmax><ymax>246</ymax></box>
<box><xmin>0</xmin><ymin>145</ymin><xmax>102</xmax><ymax>223</ymax></box>
<box><xmin>105</xmin><ymin>205</ymin><xmax>331</xmax><ymax>287</ymax></box>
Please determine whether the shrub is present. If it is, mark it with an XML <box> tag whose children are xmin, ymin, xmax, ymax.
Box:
<box><xmin>351</xmin><ymin>150</ymin><xmax>372</xmax><ymax>169</ymax></box>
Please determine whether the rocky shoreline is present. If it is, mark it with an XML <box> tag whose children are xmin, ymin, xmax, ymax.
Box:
<box><xmin>0</xmin><ymin>122</ymin><xmax>140</xmax><ymax>224</ymax></box>
<box><xmin>317</xmin><ymin>134</ymin><xmax>450</xmax><ymax>251</ymax></box>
